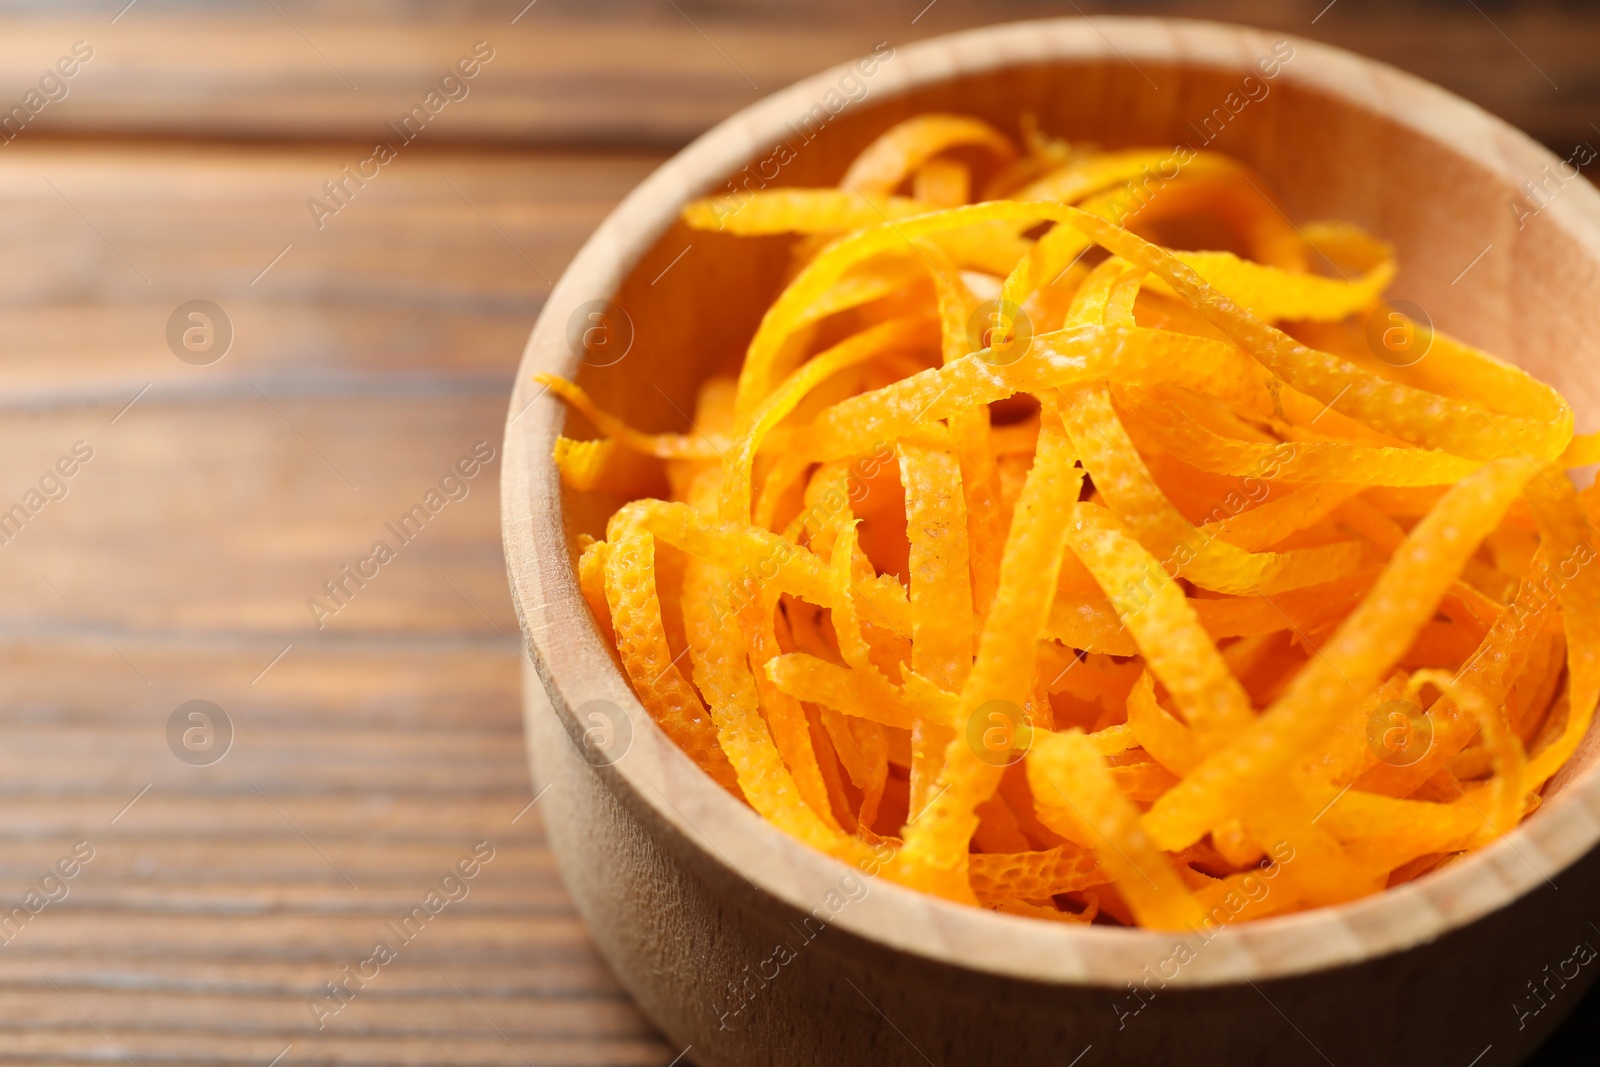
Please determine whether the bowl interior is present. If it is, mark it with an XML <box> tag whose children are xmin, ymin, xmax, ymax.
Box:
<box><xmin>529</xmin><ymin>17</ymin><xmax>1600</xmax><ymax>985</ymax></box>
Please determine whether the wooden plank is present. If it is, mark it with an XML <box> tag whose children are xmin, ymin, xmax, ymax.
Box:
<box><xmin>0</xmin><ymin>637</ymin><xmax>519</xmax><ymax>725</ymax></box>
<box><xmin>0</xmin><ymin>728</ymin><xmax>532</xmax><ymax>791</ymax></box>
<box><xmin>0</xmin><ymin>956</ymin><xmax>628</xmax><ymax>997</ymax></box>
<box><xmin>0</xmin><ymin>396</ymin><xmax>517</xmax><ymax>634</ymax></box>
<box><xmin>0</xmin><ymin>834</ymin><xmax>553</xmax><ymax>891</ymax></box>
<box><xmin>0</xmin><ymin>1032</ymin><xmax>669</xmax><ymax>1067</ymax></box>
<box><xmin>0</xmin><ymin>136</ymin><xmax>655</xmax><ymax>770</ymax></box>
<box><xmin>0</xmin><ymin>11</ymin><xmax>881</xmax><ymax>148</ymax></box>
<box><xmin>0</xmin><ymin>913</ymin><xmax>607</xmax><ymax>959</ymax></box>
<box><xmin>0</xmin><ymin>991</ymin><xmax>659</xmax><ymax>1041</ymax></box>
<box><xmin>0</xmin><ymin>144</ymin><xmax>660</xmax><ymax>403</ymax></box>
<box><xmin>0</xmin><ymin>128</ymin><xmax>671</xmax><ymax>1062</ymax></box>
<box><xmin>0</xmin><ymin>2</ymin><xmax>1594</xmax><ymax>149</ymax></box>
<box><xmin>0</xmin><ymin>880</ymin><xmax>569</xmax><ymax>914</ymax></box>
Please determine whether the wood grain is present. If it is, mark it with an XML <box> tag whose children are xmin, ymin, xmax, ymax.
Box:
<box><xmin>0</xmin><ymin>137</ymin><xmax>677</xmax><ymax>1065</ymax></box>
<box><xmin>0</xmin><ymin>3</ymin><xmax>1595</xmax><ymax>1065</ymax></box>
<box><xmin>0</xmin><ymin>1</ymin><xmax>1594</xmax><ymax>151</ymax></box>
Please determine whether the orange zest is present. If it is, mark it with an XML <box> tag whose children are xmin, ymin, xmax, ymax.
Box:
<box><xmin>540</xmin><ymin>113</ymin><xmax>1592</xmax><ymax>927</ymax></box>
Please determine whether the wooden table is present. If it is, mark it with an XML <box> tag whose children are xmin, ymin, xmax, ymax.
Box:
<box><xmin>0</xmin><ymin>2</ymin><xmax>1594</xmax><ymax>1063</ymax></box>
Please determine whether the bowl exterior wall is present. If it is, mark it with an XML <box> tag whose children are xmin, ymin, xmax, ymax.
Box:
<box><xmin>527</xmin><ymin>666</ymin><xmax>1600</xmax><ymax>1067</ymax></box>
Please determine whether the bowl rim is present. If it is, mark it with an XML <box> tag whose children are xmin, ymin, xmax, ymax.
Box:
<box><xmin>502</xmin><ymin>14</ymin><xmax>1600</xmax><ymax>989</ymax></box>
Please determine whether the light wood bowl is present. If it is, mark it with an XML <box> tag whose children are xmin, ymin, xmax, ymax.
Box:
<box><xmin>502</xmin><ymin>17</ymin><xmax>1600</xmax><ymax>1066</ymax></box>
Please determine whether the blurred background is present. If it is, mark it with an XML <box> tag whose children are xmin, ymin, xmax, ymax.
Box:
<box><xmin>0</xmin><ymin>1</ymin><xmax>1593</xmax><ymax>1064</ymax></box>
<box><xmin>1</xmin><ymin>1</ymin><xmax>1596</xmax><ymax>150</ymax></box>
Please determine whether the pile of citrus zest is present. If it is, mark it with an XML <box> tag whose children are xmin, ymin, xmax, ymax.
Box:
<box><xmin>542</xmin><ymin>112</ymin><xmax>1598</xmax><ymax>929</ymax></box>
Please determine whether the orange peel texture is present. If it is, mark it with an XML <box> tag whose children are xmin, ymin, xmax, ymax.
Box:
<box><xmin>541</xmin><ymin>114</ymin><xmax>1594</xmax><ymax>928</ymax></box>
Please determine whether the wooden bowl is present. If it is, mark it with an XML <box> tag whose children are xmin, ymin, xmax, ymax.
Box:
<box><xmin>502</xmin><ymin>17</ymin><xmax>1600</xmax><ymax>1066</ymax></box>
